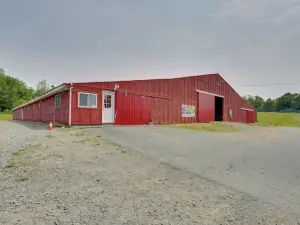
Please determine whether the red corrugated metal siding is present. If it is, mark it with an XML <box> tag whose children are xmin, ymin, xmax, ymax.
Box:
<box><xmin>246</xmin><ymin>110</ymin><xmax>255</xmax><ymax>123</ymax></box>
<box><xmin>70</xmin><ymin>73</ymin><xmax>256</xmax><ymax>125</ymax></box>
<box><xmin>12</xmin><ymin>90</ymin><xmax>69</xmax><ymax>125</ymax></box>
<box><xmin>39</xmin><ymin>91</ymin><xmax>69</xmax><ymax>124</ymax></box>
<box><xmin>148</xmin><ymin>98</ymin><xmax>197</xmax><ymax>124</ymax></box>
<box><xmin>12</xmin><ymin>74</ymin><xmax>256</xmax><ymax>125</ymax></box>
<box><xmin>115</xmin><ymin>92</ymin><xmax>151</xmax><ymax>125</ymax></box>
<box><xmin>198</xmin><ymin>93</ymin><xmax>215</xmax><ymax>122</ymax></box>
<box><xmin>40</xmin><ymin>96</ymin><xmax>55</xmax><ymax>122</ymax></box>
<box><xmin>22</xmin><ymin>105</ymin><xmax>32</xmax><ymax>121</ymax></box>
<box><xmin>55</xmin><ymin>91</ymin><xmax>69</xmax><ymax>124</ymax></box>
<box><xmin>71</xmin><ymin>84</ymin><xmax>102</xmax><ymax>125</ymax></box>
<box><xmin>32</xmin><ymin>102</ymin><xmax>41</xmax><ymax>122</ymax></box>
<box><xmin>151</xmin><ymin>98</ymin><xmax>169</xmax><ymax>124</ymax></box>
<box><xmin>12</xmin><ymin>108</ymin><xmax>22</xmax><ymax>120</ymax></box>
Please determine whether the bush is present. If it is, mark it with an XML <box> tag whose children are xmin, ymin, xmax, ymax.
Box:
<box><xmin>3</xmin><ymin>109</ymin><xmax>11</xmax><ymax>114</ymax></box>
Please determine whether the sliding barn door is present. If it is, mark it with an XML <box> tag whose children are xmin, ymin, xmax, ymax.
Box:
<box><xmin>198</xmin><ymin>92</ymin><xmax>215</xmax><ymax>122</ymax></box>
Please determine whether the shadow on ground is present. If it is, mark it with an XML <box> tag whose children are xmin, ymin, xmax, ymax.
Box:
<box><xmin>10</xmin><ymin>121</ymin><xmax>49</xmax><ymax>131</ymax></box>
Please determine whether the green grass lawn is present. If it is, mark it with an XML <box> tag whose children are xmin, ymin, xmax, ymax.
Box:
<box><xmin>169</xmin><ymin>123</ymin><xmax>238</xmax><ymax>132</ymax></box>
<box><xmin>0</xmin><ymin>112</ymin><xmax>12</xmax><ymax>120</ymax></box>
<box><xmin>257</xmin><ymin>112</ymin><xmax>300</xmax><ymax>127</ymax></box>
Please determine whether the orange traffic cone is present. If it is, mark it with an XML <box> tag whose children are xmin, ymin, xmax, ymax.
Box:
<box><xmin>48</xmin><ymin>121</ymin><xmax>53</xmax><ymax>130</ymax></box>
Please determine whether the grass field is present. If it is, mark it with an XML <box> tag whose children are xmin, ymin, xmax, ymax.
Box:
<box><xmin>169</xmin><ymin>123</ymin><xmax>238</xmax><ymax>132</ymax></box>
<box><xmin>0</xmin><ymin>112</ymin><xmax>12</xmax><ymax>120</ymax></box>
<box><xmin>257</xmin><ymin>112</ymin><xmax>300</xmax><ymax>127</ymax></box>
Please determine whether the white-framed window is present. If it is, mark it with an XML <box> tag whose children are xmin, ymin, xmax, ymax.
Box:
<box><xmin>78</xmin><ymin>92</ymin><xmax>97</xmax><ymax>108</ymax></box>
<box><xmin>55</xmin><ymin>94</ymin><xmax>61</xmax><ymax>108</ymax></box>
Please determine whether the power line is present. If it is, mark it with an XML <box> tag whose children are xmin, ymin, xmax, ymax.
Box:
<box><xmin>239</xmin><ymin>81</ymin><xmax>300</xmax><ymax>87</ymax></box>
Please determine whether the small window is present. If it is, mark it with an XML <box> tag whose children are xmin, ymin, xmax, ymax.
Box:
<box><xmin>55</xmin><ymin>95</ymin><xmax>61</xmax><ymax>108</ymax></box>
<box><xmin>104</xmin><ymin>94</ymin><xmax>112</xmax><ymax>108</ymax></box>
<box><xmin>78</xmin><ymin>92</ymin><xmax>97</xmax><ymax>108</ymax></box>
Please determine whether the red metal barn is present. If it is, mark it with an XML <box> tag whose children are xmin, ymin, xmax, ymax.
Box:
<box><xmin>12</xmin><ymin>74</ymin><xmax>257</xmax><ymax>125</ymax></box>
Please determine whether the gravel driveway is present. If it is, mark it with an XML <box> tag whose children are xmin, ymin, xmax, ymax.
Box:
<box><xmin>88</xmin><ymin>125</ymin><xmax>300</xmax><ymax>213</ymax></box>
<box><xmin>1</xmin><ymin>121</ymin><xmax>300</xmax><ymax>224</ymax></box>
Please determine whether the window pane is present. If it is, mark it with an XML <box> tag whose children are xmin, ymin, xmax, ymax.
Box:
<box><xmin>55</xmin><ymin>95</ymin><xmax>61</xmax><ymax>108</ymax></box>
<box><xmin>88</xmin><ymin>94</ymin><xmax>97</xmax><ymax>107</ymax></box>
<box><xmin>79</xmin><ymin>93</ymin><xmax>88</xmax><ymax>106</ymax></box>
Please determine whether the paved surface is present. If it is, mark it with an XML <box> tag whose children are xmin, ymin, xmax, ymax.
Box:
<box><xmin>89</xmin><ymin>124</ymin><xmax>300</xmax><ymax>213</ymax></box>
<box><xmin>1</xmin><ymin>121</ymin><xmax>300</xmax><ymax>224</ymax></box>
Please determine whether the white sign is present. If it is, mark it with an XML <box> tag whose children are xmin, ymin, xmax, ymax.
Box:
<box><xmin>181</xmin><ymin>104</ymin><xmax>196</xmax><ymax>117</ymax></box>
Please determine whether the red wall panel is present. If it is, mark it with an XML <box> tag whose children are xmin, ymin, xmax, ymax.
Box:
<box><xmin>114</xmin><ymin>92</ymin><xmax>198</xmax><ymax>125</ymax></box>
<box><xmin>13</xmin><ymin>73</ymin><xmax>256</xmax><ymax>125</ymax></box>
<box><xmin>71</xmin><ymin>84</ymin><xmax>102</xmax><ymax>125</ymax></box>
<box><xmin>149</xmin><ymin>98</ymin><xmax>197</xmax><ymax>124</ymax></box>
<box><xmin>115</xmin><ymin>92</ymin><xmax>151</xmax><ymax>125</ymax></box>
<box><xmin>70</xmin><ymin>73</ymin><xmax>256</xmax><ymax>125</ymax></box>
<box><xmin>12</xmin><ymin>90</ymin><xmax>69</xmax><ymax>125</ymax></box>
<box><xmin>246</xmin><ymin>110</ymin><xmax>255</xmax><ymax>123</ymax></box>
<box><xmin>12</xmin><ymin>108</ymin><xmax>22</xmax><ymax>120</ymax></box>
<box><xmin>198</xmin><ymin>93</ymin><xmax>215</xmax><ymax>122</ymax></box>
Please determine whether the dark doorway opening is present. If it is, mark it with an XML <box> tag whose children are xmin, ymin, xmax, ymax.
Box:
<box><xmin>215</xmin><ymin>96</ymin><xmax>223</xmax><ymax>121</ymax></box>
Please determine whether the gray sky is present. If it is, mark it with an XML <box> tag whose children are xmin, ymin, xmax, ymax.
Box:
<box><xmin>1</xmin><ymin>0</ymin><xmax>300</xmax><ymax>98</ymax></box>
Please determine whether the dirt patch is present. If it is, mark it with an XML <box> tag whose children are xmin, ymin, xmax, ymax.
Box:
<box><xmin>0</xmin><ymin>122</ymin><xmax>299</xmax><ymax>224</ymax></box>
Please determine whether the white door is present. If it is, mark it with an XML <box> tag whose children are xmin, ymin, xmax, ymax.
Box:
<box><xmin>102</xmin><ymin>91</ymin><xmax>115</xmax><ymax>123</ymax></box>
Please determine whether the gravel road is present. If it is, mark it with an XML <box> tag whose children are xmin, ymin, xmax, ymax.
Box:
<box><xmin>1</xmin><ymin>121</ymin><xmax>300</xmax><ymax>224</ymax></box>
<box><xmin>92</xmin><ymin>124</ymin><xmax>300</xmax><ymax>213</ymax></box>
<box><xmin>0</xmin><ymin>121</ymin><xmax>49</xmax><ymax>168</ymax></box>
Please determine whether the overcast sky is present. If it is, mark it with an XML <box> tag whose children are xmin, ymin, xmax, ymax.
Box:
<box><xmin>1</xmin><ymin>0</ymin><xmax>300</xmax><ymax>98</ymax></box>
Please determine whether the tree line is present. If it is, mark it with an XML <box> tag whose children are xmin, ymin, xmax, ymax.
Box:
<box><xmin>0</xmin><ymin>68</ymin><xmax>53</xmax><ymax>112</ymax></box>
<box><xmin>243</xmin><ymin>93</ymin><xmax>300</xmax><ymax>112</ymax></box>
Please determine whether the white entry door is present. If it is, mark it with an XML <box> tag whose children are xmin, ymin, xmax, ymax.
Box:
<box><xmin>102</xmin><ymin>91</ymin><xmax>115</xmax><ymax>124</ymax></box>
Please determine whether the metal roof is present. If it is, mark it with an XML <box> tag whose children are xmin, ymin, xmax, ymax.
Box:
<box><xmin>12</xmin><ymin>83</ymin><xmax>68</xmax><ymax>111</ymax></box>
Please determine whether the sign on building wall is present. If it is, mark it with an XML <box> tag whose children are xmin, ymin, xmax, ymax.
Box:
<box><xmin>181</xmin><ymin>104</ymin><xmax>196</xmax><ymax>117</ymax></box>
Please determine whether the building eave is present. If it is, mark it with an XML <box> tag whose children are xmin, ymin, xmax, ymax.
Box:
<box><xmin>12</xmin><ymin>83</ymin><xmax>68</xmax><ymax>111</ymax></box>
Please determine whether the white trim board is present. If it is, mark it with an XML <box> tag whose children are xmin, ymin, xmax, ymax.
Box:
<box><xmin>240</xmin><ymin>108</ymin><xmax>254</xmax><ymax>111</ymax></box>
<box><xmin>195</xmin><ymin>89</ymin><xmax>224</xmax><ymax>98</ymax></box>
<box><xmin>68</xmin><ymin>85</ymin><xmax>73</xmax><ymax>126</ymax></box>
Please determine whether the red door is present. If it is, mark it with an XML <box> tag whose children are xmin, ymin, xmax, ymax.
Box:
<box><xmin>198</xmin><ymin>92</ymin><xmax>215</xmax><ymax>122</ymax></box>
<box><xmin>115</xmin><ymin>92</ymin><xmax>151</xmax><ymax>125</ymax></box>
<box><xmin>246</xmin><ymin>110</ymin><xmax>254</xmax><ymax>123</ymax></box>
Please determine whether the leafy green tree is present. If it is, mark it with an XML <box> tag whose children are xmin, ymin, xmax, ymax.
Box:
<box><xmin>275</xmin><ymin>92</ymin><xmax>294</xmax><ymax>111</ymax></box>
<box><xmin>0</xmin><ymin>68</ymin><xmax>34</xmax><ymax>111</ymax></box>
<box><xmin>243</xmin><ymin>95</ymin><xmax>265</xmax><ymax>110</ymax></box>
<box><xmin>261</xmin><ymin>98</ymin><xmax>275</xmax><ymax>112</ymax></box>
<box><xmin>292</xmin><ymin>93</ymin><xmax>300</xmax><ymax>110</ymax></box>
